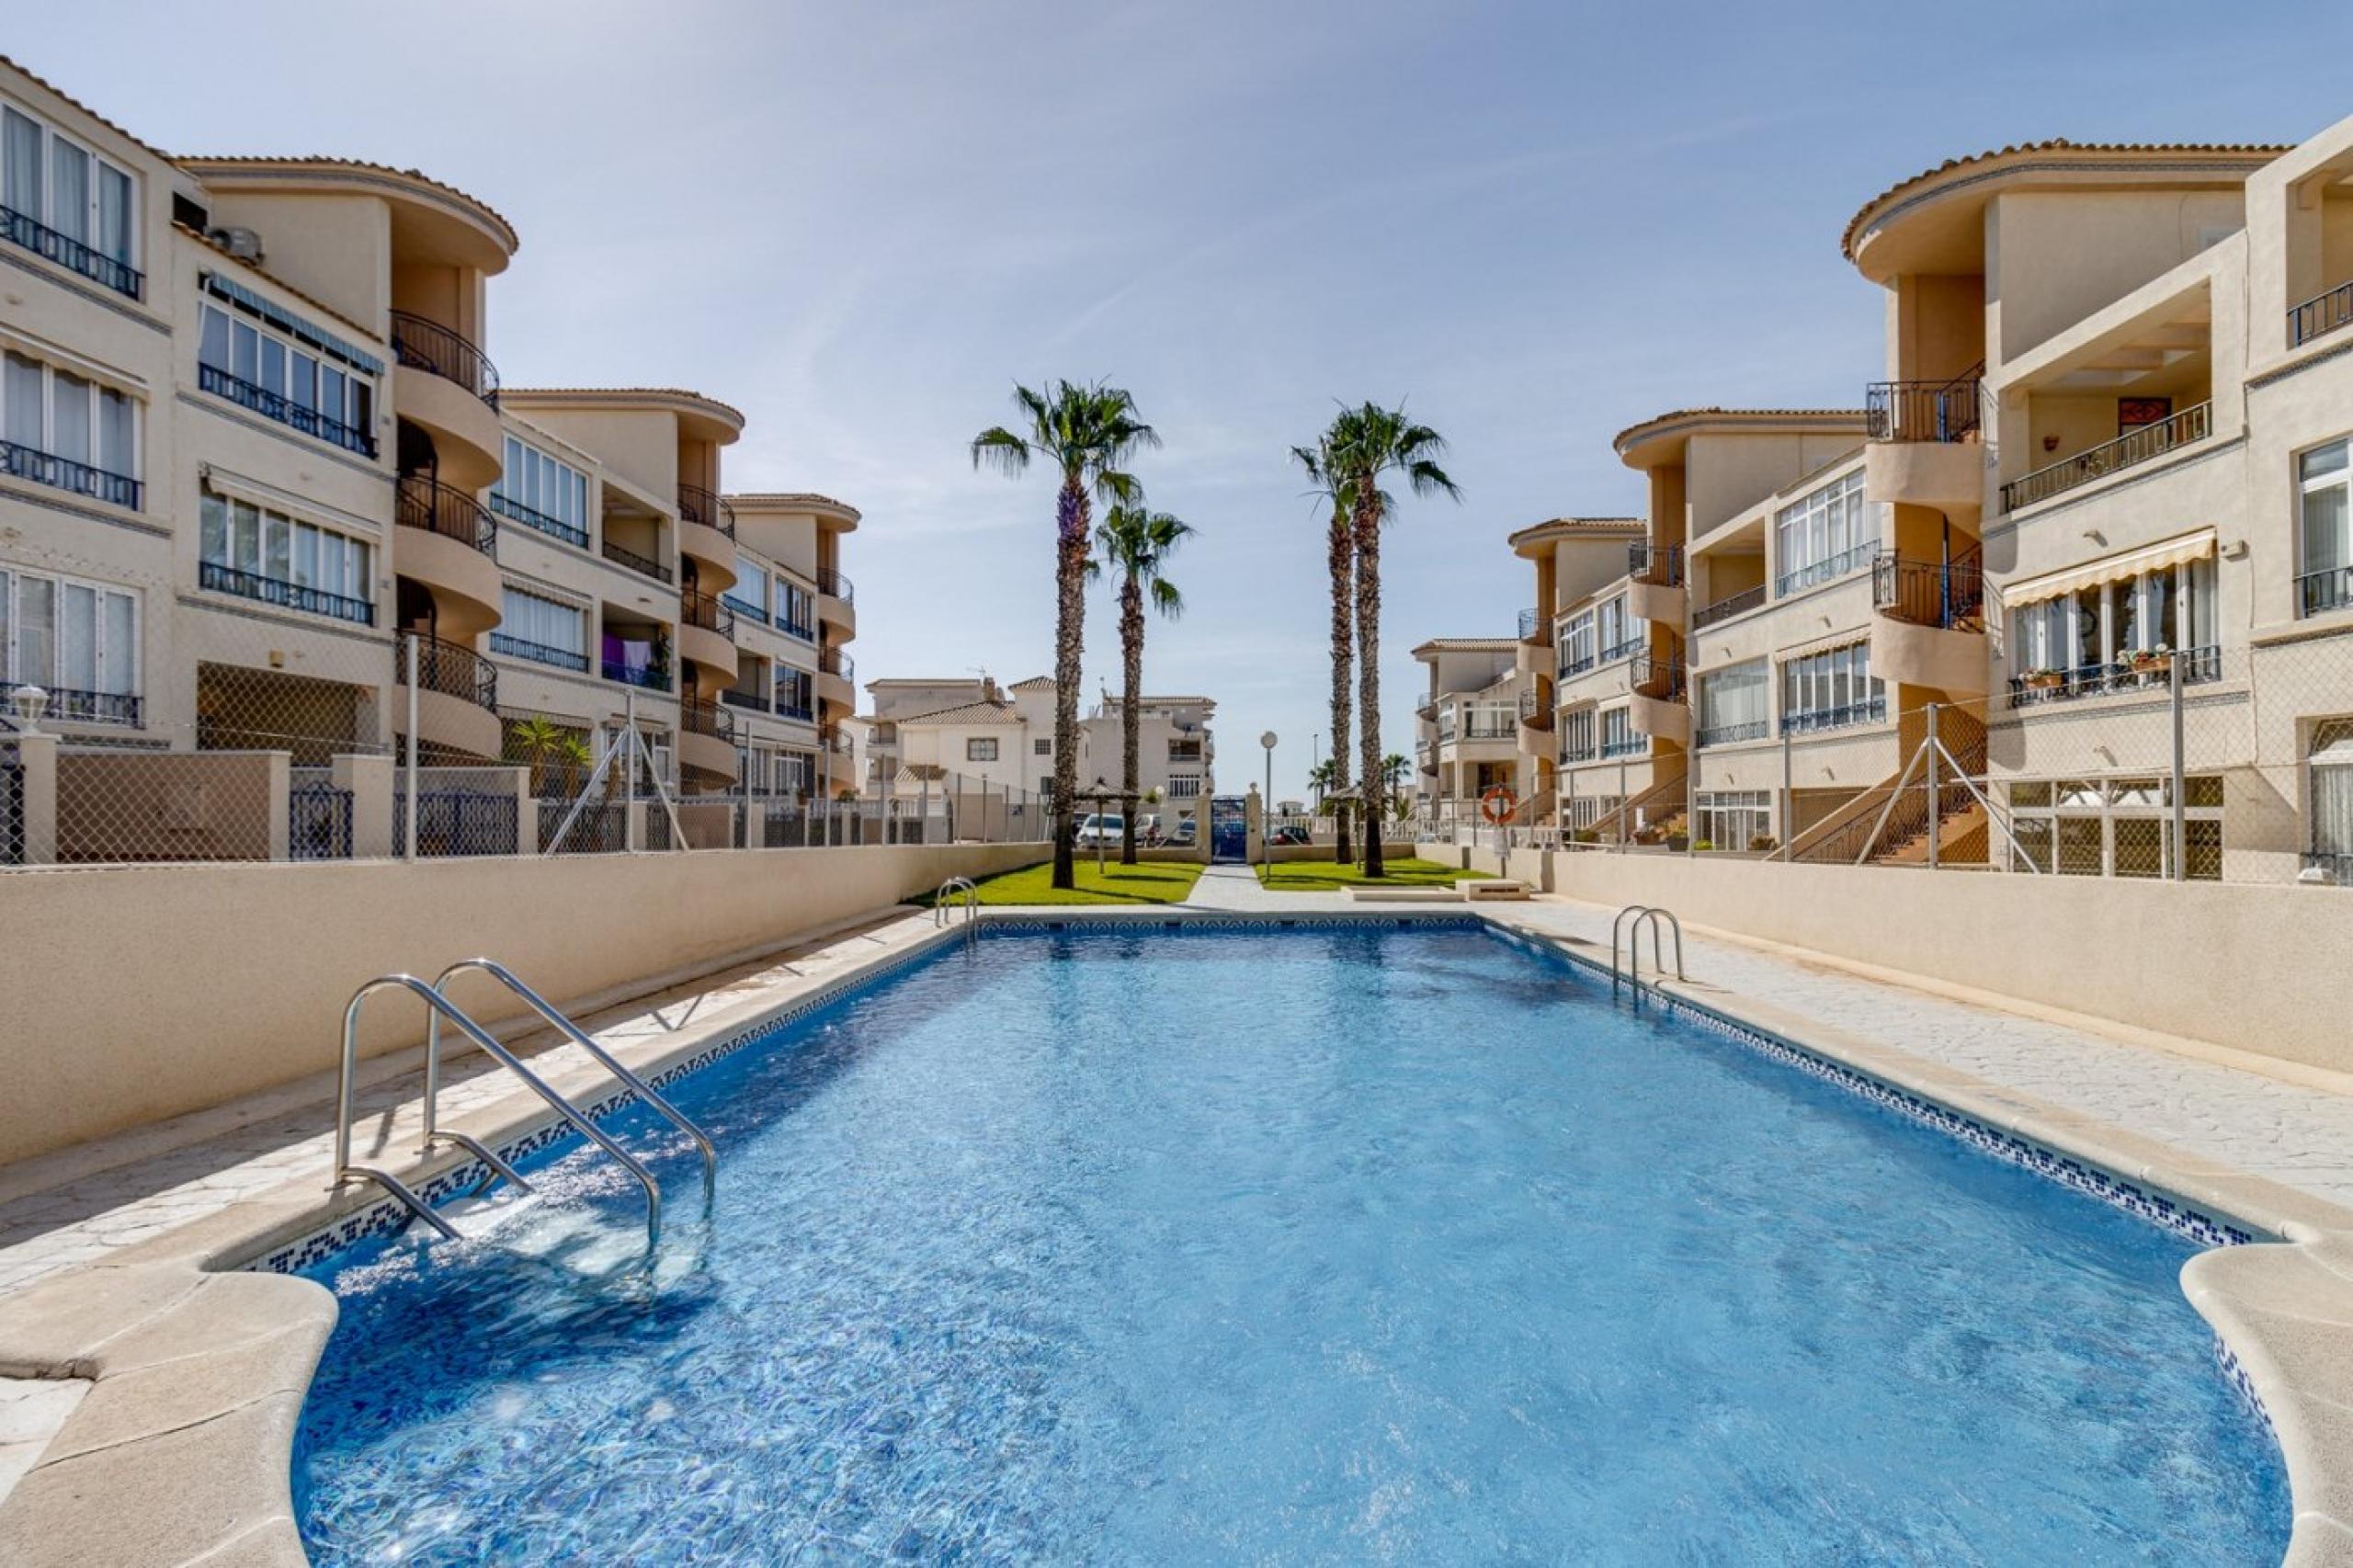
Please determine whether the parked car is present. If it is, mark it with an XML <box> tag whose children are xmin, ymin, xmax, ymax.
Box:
<box><xmin>1269</xmin><ymin>824</ymin><xmax>1312</xmax><ymax>846</ymax></box>
<box><xmin>1074</xmin><ymin>813</ymin><xmax>1126</xmax><ymax>847</ymax></box>
<box><xmin>1168</xmin><ymin>818</ymin><xmax>1198</xmax><ymax>846</ymax></box>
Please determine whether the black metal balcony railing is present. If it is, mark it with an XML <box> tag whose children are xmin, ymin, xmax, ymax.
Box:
<box><xmin>819</xmin><ymin>646</ymin><xmax>855</xmax><ymax>682</ymax></box>
<box><xmin>2290</xmin><ymin>282</ymin><xmax>2353</xmax><ymax>349</ymax></box>
<box><xmin>1</xmin><ymin>685</ymin><xmax>142</xmax><ymax>727</ymax></box>
<box><xmin>778</xmin><ymin>696</ymin><xmax>816</xmax><ymax>722</ymax></box>
<box><xmin>1557</xmin><ymin>652</ymin><xmax>1597</xmax><ymax>679</ymax></box>
<box><xmin>2008</xmin><ymin>645</ymin><xmax>2222</xmax><ymax>708</ymax></box>
<box><xmin>722</xmin><ymin>589</ymin><xmax>767</xmax><ymax>624</ymax></box>
<box><xmin>199</xmin><ymin>363</ymin><xmax>376</xmax><ymax>457</ymax></box>
<box><xmin>1865</xmin><ymin>365</ymin><xmax>1984</xmax><ymax>443</ymax></box>
<box><xmin>389</xmin><ymin>311</ymin><xmax>499</xmax><ymax>408</ymax></box>
<box><xmin>0</xmin><ymin>438</ymin><xmax>142</xmax><ymax>511</ymax></box>
<box><xmin>395</xmin><ymin>473</ymin><xmax>497</xmax><ymax>557</ymax></box>
<box><xmin>1460</xmin><ymin>717</ymin><xmax>1517</xmax><ymax>741</ymax></box>
<box><xmin>1780</xmin><ymin>695</ymin><xmax>1888</xmax><ymax>736</ymax></box>
<box><xmin>1518</xmin><ymin>607</ymin><xmax>1543</xmax><ymax>641</ymax></box>
<box><xmin>681</xmin><ymin>587</ymin><xmax>736</xmax><ymax>638</ymax></box>
<box><xmin>1560</xmin><ymin>742</ymin><xmax>1597</xmax><ymax>764</ymax></box>
<box><xmin>680</xmin><ymin>700</ymin><xmax>734</xmax><ymax>743</ymax></box>
<box><xmin>396</xmin><ymin>629</ymin><xmax>498</xmax><ymax>713</ymax></box>
<box><xmin>1629</xmin><ymin>542</ymin><xmax>1684</xmax><ymax>587</ymax></box>
<box><xmin>2300</xmin><ymin>563</ymin><xmax>2353</xmax><ymax>619</ymax></box>
<box><xmin>602</xmin><ymin>539</ymin><xmax>672</xmax><ymax>584</ymax></box>
<box><xmin>2001</xmin><ymin>403</ymin><xmax>2211</xmax><ymax>513</ymax></box>
<box><xmin>1599</xmin><ymin>734</ymin><xmax>1650</xmax><ymax>759</ymax></box>
<box><xmin>1694</xmin><ymin>720</ymin><xmax>1769</xmax><ymax>748</ymax></box>
<box><xmin>676</xmin><ymin>484</ymin><xmax>737</xmax><ymax>540</ymax></box>
<box><xmin>1517</xmin><ymin>687</ymin><xmax>1552</xmax><ymax>727</ymax></box>
<box><xmin>488</xmin><ymin>492</ymin><xmax>587</xmax><ymax>551</ymax></box>
<box><xmin>1691</xmin><ymin>585</ymin><xmax>1767</xmax><ymax>630</ymax></box>
<box><xmin>199</xmin><ymin>560</ymin><xmax>375</xmax><ymax>625</ymax></box>
<box><xmin>1599</xmin><ymin>635</ymin><xmax>1644</xmax><ymax>665</ymax></box>
<box><xmin>817</xmin><ymin>566</ymin><xmax>854</xmax><ymax>604</ymax></box>
<box><xmin>720</xmin><ymin>687</ymin><xmax>768</xmax><ymax>712</ymax></box>
<box><xmin>1776</xmin><ymin>540</ymin><xmax>1876</xmax><ymax>599</ymax></box>
<box><xmin>601</xmin><ymin>656</ymin><xmax>671</xmax><ymax>692</ymax></box>
<box><xmin>1872</xmin><ymin>548</ymin><xmax>1984</xmax><ymax>630</ymax></box>
<box><xmin>1631</xmin><ymin>654</ymin><xmax>1687</xmax><ymax>702</ymax></box>
<box><xmin>1</xmin><ymin>203</ymin><xmax>141</xmax><ymax>298</ymax></box>
<box><xmin>487</xmin><ymin>632</ymin><xmax>588</xmax><ymax>673</ymax></box>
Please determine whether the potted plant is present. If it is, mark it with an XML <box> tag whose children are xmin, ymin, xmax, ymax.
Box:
<box><xmin>1748</xmin><ymin>832</ymin><xmax>1779</xmax><ymax>853</ymax></box>
<box><xmin>1691</xmin><ymin>838</ymin><xmax>1715</xmax><ymax>853</ymax></box>
<box><xmin>1572</xmin><ymin>827</ymin><xmax>1598</xmax><ymax>844</ymax></box>
<box><xmin>2022</xmin><ymin>667</ymin><xmax>2064</xmax><ymax>691</ymax></box>
<box><xmin>2129</xmin><ymin>644</ymin><xmax>2170</xmax><ymax>675</ymax></box>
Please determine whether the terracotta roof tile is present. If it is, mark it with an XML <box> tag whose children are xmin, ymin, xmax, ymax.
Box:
<box><xmin>176</xmin><ymin>154</ymin><xmax>519</xmax><ymax>254</ymax></box>
<box><xmin>1613</xmin><ymin>407</ymin><xmax>1867</xmax><ymax>455</ymax></box>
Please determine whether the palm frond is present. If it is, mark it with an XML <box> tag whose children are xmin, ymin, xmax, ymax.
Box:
<box><xmin>971</xmin><ymin>426</ymin><xmax>1031</xmax><ymax>476</ymax></box>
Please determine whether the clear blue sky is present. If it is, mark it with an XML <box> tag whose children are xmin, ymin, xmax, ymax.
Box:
<box><xmin>17</xmin><ymin>2</ymin><xmax>2353</xmax><ymax>794</ymax></box>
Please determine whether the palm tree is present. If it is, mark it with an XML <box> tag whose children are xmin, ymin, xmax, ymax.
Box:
<box><xmin>1291</xmin><ymin>438</ymin><xmax>1355</xmax><ymax>865</ymax></box>
<box><xmin>508</xmin><ymin>716</ymin><xmax>578</xmax><ymax>799</ymax></box>
<box><xmin>1381</xmin><ymin>753</ymin><xmax>1410</xmax><ymax>793</ymax></box>
<box><xmin>1306</xmin><ymin>757</ymin><xmax>1337</xmax><ymax>808</ymax></box>
<box><xmin>1096</xmin><ymin>503</ymin><xmax>1193</xmax><ymax>864</ymax></box>
<box><xmin>1322</xmin><ymin>403</ymin><xmax>1460</xmax><ymax>877</ymax></box>
<box><xmin>973</xmin><ymin>381</ymin><xmax>1159</xmax><ymax>889</ymax></box>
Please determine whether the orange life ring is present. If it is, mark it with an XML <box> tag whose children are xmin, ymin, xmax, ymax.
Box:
<box><xmin>1480</xmin><ymin>785</ymin><xmax>1518</xmax><ymax>824</ymax></box>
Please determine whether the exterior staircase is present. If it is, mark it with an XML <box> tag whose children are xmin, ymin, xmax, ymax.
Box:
<box><xmin>1585</xmin><ymin>767</ymin><xmax>1687</xmax><ymax>843</ymax></box>
<box><xmin>1787</xmin><ymin>708</ymin><xmax>1989</xmax><ymax>866</ymax></box>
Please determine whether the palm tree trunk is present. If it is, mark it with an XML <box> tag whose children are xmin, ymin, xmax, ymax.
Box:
<box><xmin>1326</xmin><ymin>507</ymin><xmax>1354</xmax><ymax>866</ymax></box>
<box><xmin>1120</xmin><ymin>574</ymin><xmax>1143</xmax><ymax>866</ymax></box>
<box><xmin>1051</xmin><ymin>478</ymin><xmax>1088</xmax><ymax>890</ymax></box>
<box><xmin>1353</xmin><ymin>495</ymin><xmax>1385</xmax><ymax>878</ymax></box>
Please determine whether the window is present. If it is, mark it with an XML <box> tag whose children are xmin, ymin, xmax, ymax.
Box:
<box><xmin>0</xmin><ymin>350</ymin><xmax>139</xmax><ymax>506</ymax></box>
<box><xmin>1560</xmin><ymin>708</ymin><xmax>1595</xmax><ymax>763</ymax></box>
<box><xmin>198</xmin><ymin>489</ymin><xmax>374</xmax><ymax>624</ymax></box>
<box><xmin>1599</xmin><ymin>707</ymin><xmax>1644</xmax><ymax>758</ymax></box>
<box><xmin>0</xmin><ymin>564</ymin><xmax>140</xmax><ymax>722</ymax></box>
<box><xmin>966</xmin><ymin>737</ymin><xmax>998</xmax><ymax>762</ymax></box>
<box><xmin>1696</xmin><ymin>791</ymin><xmax>1772</xmax><ymax>852</ymax></box>
<box><xmin>197</xmin><ymin>301</ymin><xmax>376</xmax><ymax>457</ymax></box>
<box><xmin>1597</xmin><ymin>596</ymin><xmax>1636</xmax><ymax>661</ymax></box>
<box><xmin>2310</xmin><ymin>720</ymin><xmax>2353</xmax><ymax>878</ymax></box>
<box><xmin>1774</xmin><ymin>469</ymin><xmax>1876</xmax><ymax>597</ymax></box>
<box><xmin>1</xmin><ymin>103</ymin><xmax>140</xmax><ymax>297</ymax></box>
<box><xmin>2006</xmin><ymin>552</ymin><xmax>2218</xmax><ymax>697</ymax></box>
<box><xmin>723</xmin><ymin>551</ymin><xmax>771</xmax><ymax>622</ymax></box>
<box><xmin>778</xmin><ymin>749</ymin><xmax>816</xmax><ymax>798</ymax></box>
<box><xmin>1167</xmin><ymin>775</ymin><xmax>1203</xmax><ymax>798</ymax></box>
<box><xmin>1697</xmin><ymin>660</ymin><xmax>1770</xmax><ymax>746</ymax></box>
<box><xmin>2006</xmin><ymin>776</ymin><xmax>2223</xmax><ymax>880</ymax></box>
<box><xmin>777</xmin><ymin>580</ymin><xmax>815</xmax><ymax>641</ymax></box>
<box><xmin>491</xmin><ymin>587</ymin><xmax>587</xmax><ymax>670</ymax></box>
<box><xmin>492</xmin><ymin>437</ymin><xmax>591</xmax><ymax>549</ymax></box>
<box><xmin>1461</xmin><ymin>700</ymin><xmax>1515</xmax><ymax>739</ymax></box>
<box><xmin>1035</xmin><ymin>738</ymin><xmax>1052</xmax><ymax>756</ymax></box>
<box><xmin>1780</xmin><ymin>643</ymin><xmax>1885</xmax><ymax>733</ymax></box>
<box><xmin>776</xmin><ymin>666</ymin><xmax>814</xmax><ymax>721</ymax></box>
<box><xmin>1558</xmin><ymin>610</ymin><xmax>1596</xmax><ymax>677</ymax></box>
<box><xmin>2301</xmin><ymin>441</ymin><xmax>2351</xmax><ymax>618</ymax></box>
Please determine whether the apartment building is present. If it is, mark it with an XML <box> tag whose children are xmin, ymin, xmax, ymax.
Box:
<box><xmin>862</xmin><ymin>676</ymin><xmax>1215</xmax><ymax>823</ymax></box>
<box><xmin>1412</xmin><ymin>637</ymin><xmax>1530</xmax><ymax>819</ymax></box>
<box><xmin>0</xmin><ymin>55</ymin><xmax>860</xmax><ymax>859</ymax></box>
<box><xmin>722</xmin><ymin>493</ymin><xmax>860</xmax><ymax>797</ymax></box>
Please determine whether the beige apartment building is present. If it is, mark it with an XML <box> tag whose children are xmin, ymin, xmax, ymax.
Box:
<box><xmin>1412</xmin><ymin>637</ymin><xmax>1531</xmax><ymax>823</ymax></box>
<box><xmin>0</xmin><ymin>56</ymin><xmax>859</xmax><ymax>861</ymax></box>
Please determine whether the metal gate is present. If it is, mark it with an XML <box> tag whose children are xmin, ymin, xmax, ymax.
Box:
<box><xmin>1209</xmin><ymin>795</ymin><xmax>1248</xmax><ymax>863</ymax></box>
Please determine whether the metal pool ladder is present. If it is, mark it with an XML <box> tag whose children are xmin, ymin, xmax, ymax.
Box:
<box><xmin>332</xmin><ymin>964</ymin><xmax>708</xmax><ymax>1248</ymax></box>
<box><xmin>934</xmin><ymin>877</ymin><xmax>982</xmax><ymax>948</ymax></box>
<box><xmin>1610</xmin><ymin>904</ymin><xmax>1686</xmax><ymax>1005</ymax></box>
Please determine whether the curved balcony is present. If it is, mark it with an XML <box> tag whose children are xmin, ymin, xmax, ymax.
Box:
<box><xmin>677</xmin><ymin>700</ymin><xmax>740</xmax><ymax>785</ymax></box>
<box><xmin>1516</xmin><ymin>687</ymin><xmax>1553</xmax><ymax>757</ymax></box>
<box><xmin>817</xmin><ymin>566</ymin><xmax>856</xmax><ymax>637</ymax></box>
<box><xmin>817</xmin><ymin>645</ymin><xmax>856</xmax><ymax>712</ymax></box>
<box><xmin>678</xmin><ymin>589</ymin><xmax>738</xmax><ymax>685</ymax></box>
<box><xmin>676</xmin><ymin>483</ymin><xmax>739</xmax><ymax>592</ymax></box>
<box><xmin>391</xmin><ymin>312</ymin><xmax>504</xmax><ymax>489</ymax></box>
<box><xmin>393</xmin><ymin>474</ymin><xmax>503</xmax><ymax>635</ymax></box>
<box><xmin>1628</xmin><ymin>654</ymin><xmax>1689</xmax><ymax>746</ymax></box>
<box><xmin>393</xmin><ymin>630</ymin><xmax>502</xmax><ymax>761</ymax></box>
<box><xmin>1869</xmin><ymin>551</ymin><xmax>1988</xmax><ymax>694</ymax></box>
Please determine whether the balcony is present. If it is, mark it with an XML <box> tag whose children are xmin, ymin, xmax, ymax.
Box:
<box><xmin>1692</xmin><ymin>585</ymin><xmax>1765</xmax><ymax>631</ymax></box>
<box><xmin>676</xmin><ymin>484</ymin><xmax>739</xmax><ymax>594</ymax></box>
<box><xmin>2</xmin><ymin>685</ymin><xmax>142</xmax><ymax>727</ymax></box>
<box><xmin>1599</xmin><ymin>635</ymin><xmax>1644</xmax><ymax>665</ymax></box>
<box><xmin>1</xmin><ymin>203</ymin><xmax>141</xmax><ymax>298</ymax></box>
<box><xmin>817</xmin><ymin>565</ymin><xmax>856</xmax><ymax>636</ymax></box>
<box><xmin>396</xmin><ymin>473</ymin><xmax>496</xmax><ymax>555</ymax></box>
<box><xmin>1599</xmin><ymin>734</ymin><xmax>1651</xmax><ymax>760</ymax></box>
<box><xmin>488</xmin><ymin>632</ymin><xmax>588</xmax><ymax>673</ymax></box>
<box><xmin>1518</xmin><ymin>607</ymin><xmax>1544</xmax><ymax>641</ymax></box>
<box><xmin>677</xmin><ymin>484</ymin><xmax>737</xmax><ymax>539</ymax></box>
<box><xmin>601</xmin><ymin>656</ymin><xmax>671</xmax><ymax>693</ymax></box>
<box><xmin>2302</xmin><ymin>563</ymin><xmax>2353</xmax><ymax>619</ymax></box>
<box><xmin>489</xmin><ymin>492</ymin><xmax>587</xmax><ymax>551</ymax></box>
<box><xmin>2000</xmin><ymin>403</ymin><xmax>2211</xmax><ymax>513</ymax></box>
<box><xmin>1781</xmin><ymin>695</ymin><xmax>1887</xmax><ymax>736</ymax></box>
<box><xmin>1693</xmin><ymin>720</ymin><xmax>1767</xmax><ymax>749</ymax></box>
<box><xmin>1864</xmin><ymin>368</ymin><xmax>1983</xmax><ymax>443</ymax></box>
<box><xmin>393</xmin><ymin>474</ymin><xmax>503</xmax><ymax>634</ymax></box>
<box><xmin>198</xmin><ymin>363</ymin><xmax>376</xmax><ymax>458</ymax></box>
<box><xmin>680</xmin><ymin>699</ymin><xmax>736</xmax><ymax>742</ymax></box>
<box><xmin>2008</xmin><ymin>645</ymin><xmax>2221</xmax><ymax>708</ymax></box>
<box><xmin>395</xmin><ymin>629</ymin><xmax>501</xmax><ymax>761</ymax></box>
<box><xmin>1777</xmin><ymin>540</ymin><xmax>1874</xmax><ymax>600</ymax></box>
<box><xmin>199</xmin><ymin>560</ymin><xmax>373</xmax><ymax>626</ymax></box>
<box><xmin>1629</xmin><ymin>655</ymin><xmax>1688</xmax><ymax>746</ymax></box>
<box><xmin>1870</xmin><ymin>548</ymin><xmax>1988</xmax><ymax>692</ymax></box>
<box><xmin>678</xmin><ymin>699</ymin><xmax>740</xmax><ymax>785</ymax></box>
<box><xmin>720</xmin><ymin>687</ymin><xmax>768</xmax><ymax>712</ymax></box>
<box><xmin>1628</xmin><ymin>542</ymin><xmax>1684</xmax><ymax>586</ymax></box>
<box><xmin>1</xmin><ymin>437</ymin><xmax>141</xmax><ymax>510</ymax></box>
<box><xmin>1516</xmin><ymin>688</ymin><xmax>1552</xmax><ymax>725</ymax></box>
<box><xmin>602</xmin><ymin>538</ymin><xmax>672</xmax><ymax>585</ymax></box>
<box><xmin>778</xmin><ymin>696</ymin><xmax>816</xmax><ymax>722</ymax></box>
<box><xmin>389</xmin><ymin>312</ymin><xmax>499</xmax><ymax>408</ymax></box>
<box><xmin>678</xmin><ymin>589</ymin><xmax>738</xmax><ymax>685</ymax></box>
<box><xmin>2290</xmin><ymin>282</ymin><xmax>2353</xmax><ymax>349</ymax></box>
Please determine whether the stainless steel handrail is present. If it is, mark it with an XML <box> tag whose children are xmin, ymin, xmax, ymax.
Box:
<box><xmin>335</xmin><ymin>973</ymin><xmax>663</xmax><ymax>1249</ymax></box>
<box><xmin>934</xmin><ymin>877</ymin><xmax>981</xmax><ymax>946</ymax></box>
<box><xmin>431</xmin><ymin>958</ymin><xmax>717</xmax><ymax>1209</ymax></box>
<box><xmin>1609</xmin><ymin>904</ymin><xmax>1687</xmax><ymax>1002</ymax></box>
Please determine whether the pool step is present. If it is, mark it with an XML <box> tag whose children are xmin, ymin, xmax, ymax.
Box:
<box><xmin>1346</xmin><ymin>885</ymin><xmax>1465</xmax><ymax>903</ymax></box>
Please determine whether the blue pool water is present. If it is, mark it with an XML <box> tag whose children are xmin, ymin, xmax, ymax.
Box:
<box><xmin>293</xmin><ymin>925</ymin><xmax>2289</xmax><ymax>1563</ymax></box>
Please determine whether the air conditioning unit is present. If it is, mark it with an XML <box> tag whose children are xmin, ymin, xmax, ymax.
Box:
<box><xmin>208</xmin><ymin>226</ymin><xmax>265</xmax><ymax>263</ymax></box>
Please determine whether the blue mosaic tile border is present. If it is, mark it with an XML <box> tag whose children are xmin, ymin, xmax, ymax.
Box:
<box><xmin>2215</xmin><ymin>1335</ymin><xmax>2278</xmax><ymax>1439</ymax></box>
<box><xmin>1477</xmin><ymin>918</ymin><xmax>2259</xmax><ymax>1252</ymax></box>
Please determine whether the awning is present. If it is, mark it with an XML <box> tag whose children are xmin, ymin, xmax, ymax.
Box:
<box><xmin>2001</xmin><ymin>528</ymin><xmax>2215</xmax><ymax>609</ymax></box>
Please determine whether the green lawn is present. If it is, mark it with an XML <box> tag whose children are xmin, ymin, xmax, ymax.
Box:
<box><xmin>932</xmin><ymin>858</ymin><xmax>1206</xmax><ymax>906</ymax></box>
<box><xmin>1254</xmin><ymin>856</ymin><xmax>1471</xmax><ymax>892</ymax></box>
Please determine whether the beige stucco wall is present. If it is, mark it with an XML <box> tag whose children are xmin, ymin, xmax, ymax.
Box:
<box><xmin>0</xmin><ymin>843</ymin><xmax>1047</xmax><ymax>1166</ymax></box>
<box><xmin>1550</xmin><ymin>854</ymin><xmax>2352</xmax><ymax>1072</ymax></box>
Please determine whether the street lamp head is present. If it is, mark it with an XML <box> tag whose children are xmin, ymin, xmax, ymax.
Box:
<box><xmin>9</xmin><ymin>684</ymin><xmax>48</xmax><ymax>733</ymax></box>
<box><xmin>1259</xmin><ymin>731</ymin><xmax>1278</xmax><ymax>751</ymax></box>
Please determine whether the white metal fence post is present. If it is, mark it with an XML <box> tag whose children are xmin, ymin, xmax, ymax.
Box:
<box><xmin>2170</xmin><ymin>653</ymin><xmax>2188</xmax><ymax>881</ymax></box>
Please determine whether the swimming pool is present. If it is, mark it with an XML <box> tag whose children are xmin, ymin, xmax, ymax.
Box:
<box><xmin>292</xmin><ymin>922</ymin><xmax>2289</xmax><ymax>1563</ymax></box>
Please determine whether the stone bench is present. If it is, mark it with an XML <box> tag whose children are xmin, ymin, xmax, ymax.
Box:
<box><xmin>1463</xmin><ymin>880</ymin><xmax>1533</xmax><ymax>903</ymax></box>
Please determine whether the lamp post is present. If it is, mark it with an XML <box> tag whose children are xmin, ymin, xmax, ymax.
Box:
<box><xmin>9</xmin><ymin>685</ymin><xmax>49</xmax><ymax>734</ymax></box>
<box><xmin>1260</xmin><ymin>730</ymin><xmax>1277</xmax><ymax>872</ymax></box>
